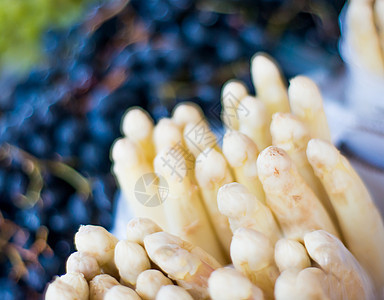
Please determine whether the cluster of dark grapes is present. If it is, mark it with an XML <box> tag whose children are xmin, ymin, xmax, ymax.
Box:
<box><xmin>0</xmin><ymin>0</ymin><xmax>345</xmax><ymax>298</ymax></box>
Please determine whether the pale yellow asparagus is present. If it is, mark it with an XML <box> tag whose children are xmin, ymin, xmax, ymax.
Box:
<box><xmin>74</xmin><ymin>225</ymin><xmax>118</xmax><ymax>277</ymax></box>
<box><xmin>121</xmin><ymin>107</ymin><xmax>155</xmax><ymax>163</ymax></box>
<box><xmin>144</xmin><ymin>232</ymin><xmax>220</xmax><ymax>299</ymax></box>
<box><xmin>270</xmin><ymin>112</ymin><xmax>337</xmax><ymax>223</ymax></box>
<box><xmin>346</xmin><ymin>0</ymin><xmax>384</xmax><ymax>74</ymax></box>
<box><xmin>114</xmin><ymin>240</ymin><xmax>151</xmax><ymax>286</ymax></box>
<box><xmin>153</xmin><ymin>118</ymin><xmax>183</xmax><ymax>154</ymax></box>
<box><xmin>111</xmin><ymin>138</ymin><xmax>167</xmax><ymax>229</ymax></box>
<box><xmin>105</xmin><ymin>285</ymin><xmax>141</xmax><ymax>300</ymax></box>
<box><xmin>230</xmin><ymin>228</ymin><xmax>279</xmax><ymax>299</ymax></box>
<box><xmin>375</xmin><ymin>0</ymin><xmax>384</xmax><ymax>59</ymax></box>
<box><xmin>208</xmin><ymin>267</ymin><xmax>265</xmax><ymax>300</ymax></box>
<box><xmin>257</xmin><ymin>146</ymin><xmax>339</xmax><ymax>241</ymax></box>
<box><xmin>307</xmin><ymin>139</ymin><xmax>384</xmax><ymax>294</ymax></box>
<box><xmin>274</xmin><ymin>239</ymin><xmax>310</xmax><ymax>272</ymax></box>
<box><xmin>288</xmin><ymin>76</ymin><xmax>331</xmax><ymax>141</ymax></box>
<box><xmin>195</xmin><ymin>148</ymin><xmax>234</xmax><ymax>256</ymax></box>
<box><xmin>222</xmin><ymin>130</ymin><xmax>265</xmax><ymax>202</ymax></box>
<box><xmin>172</xmin><ymin>102</ymin><xmax>204</xmax><ymax>128</ymax></box>
<box><xmin>183</xmin><ymin>121</ymin><xmax>218</xmax><ymax>158</ymax></box>
<box><xmin>304</xmin><ymin>230</ymin><xmax>375</xmax><ymax>300</ymax></box>
<box><xmin>274</xmin><ymin>268</ymin><xmax>334</xmax><ymax>300</ymax></box>
<box><xmin>221</xmin><ymin>80</ymin><xmax>248</xmax><ymax>130</ymax></box>
<box><xmin>136</xmin><ymin>269</ymin><xmax>173</xmax><ymax>300</ymax></box>
<box><xmin>126</xmin><ymin>217</ymin><xmax>163</xmax><ymax>246</ymax></box>
<box><xmin>156</xmin><ymin>285</ymin><xmax>194</xmax><ymax>300</ymax></box>
<box><xmin>66</xmin><ymin>251</ymin><xmax>101</xmax><ymax>281</ymax></box>
<box><xmin>45</xmin><ymin>272</ymin><xmax>89</xmax><ymax>300</ymax></box>
<box><xmin>217</xmin><ymin>183</ymin><xmax>281</xmax><ymax>244</ymax></box>
<box><xmin>250</xmin><ymin>53</ymin><xmax>290</xmax><ymax>119</ymax></box>
<box><xmin>154</xmin><ymin>148</ymin><xmax>226</xmax><ymax>263</ymax></box>
<box><xmin>237</xmin><ymin>96</ymin><xmax>271</xmax><ymax>150</ymax></box>
<box><xmin>89</xmin><ymin>274</ymin><xmax>120</xmax><ymax>300</ymax></box>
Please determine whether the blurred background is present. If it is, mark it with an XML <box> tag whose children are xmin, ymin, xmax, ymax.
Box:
<box><xmin>1</xmin><ymin>0</ymin><xmax>381</xmax><ymax>298</ymax></box>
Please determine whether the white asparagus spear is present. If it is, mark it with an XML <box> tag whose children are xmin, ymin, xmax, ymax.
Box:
<box><xmin>195</xmin><ymin>147</ymin><xmax>234</xmax><ymax>256</ymax></box>
<box><xmin>304</xmin><ymin>230</ymin><xmax>376</xmax><ymax>300</ymax></box>
<box><xmin>270</xmin><ymin>112</ymin><xmax>337</xmax><ymax>224</ymax></box>
<box><xmin>183</xmin><ymin>121</ymin><xmax>218</xmax><ymax>158</ymax></box>
<box><xmin>208</xmin><ymin>267</ymin><xmax>265</xmax><ymax>300</ymax></box>
<box><xmin>230</xmin><ymin>228</ymin><xmax>279</xmax><ymax>300</ymax></box>
<box><xmin>346</xmin><ymin>0</ymin><xmax>384</xmax><ymax>74</ymax></box>
<box><xmin>222</xmin><ymin>130</ymin><xmax>265</xmax><ymax>202</ymax></box>
<box><xmin>156</xmin><ymin>285</ymin><xmax>194</xmax><ymax>300</ymax></box>
<box><xmin>257</xmin><ymin>146</ymin><xmax>339</xmax><ymax>241</ymax></box>
<box><xmin>307</xmin><ymin>139</ymin><xmax>384</xmax><ymax>293</ymax></box>
<box><xmin>114</xmin><ymin>240</ymin><xmax>151</xmax><ymax>286</ymax></box>
<box><xmin>89</xmin><ymin>274</ymin><xmax>120</xmax><ymax>300</ymax></box>
<box><xmin>111</xmin><ymin>138</ymin><xmax>167</xmax><ymax>229</ymax></box>
<box><xmin>154</xmin><ymin>148</ymin><xmax>226</xmax><ymax>263</ymax></box>
<box><xmin>217</xmin><ymin>183</ymin><xmax>281</xmax><ymax>244</ymax></box>
<box><xmin>237</xmin><ymin>96</ymin><xmax>271</xmax><ymax>150</ymax></box>
<box><xmin>136</xmin><ymin>269</ymin><xmax>173</xmax><ymax>300</ymax></box>
<box><xmin>66</xmin><ymin>251</ymin><xmax>101</xmax><ymax>281</ymax></box>
<box><xmin>126</xmin><ymin>217</ymin><xmax>163</xmax><ymax>246</ymax></box>
<box><xmin>45</xmin><ymin>272</ymin><xmax>89</xmax><ymax>300</ymax></box>
<box><xmin>288</xmin><ymin>76</ymin><xmax>331</xmax><ymax>141</ymax></box>
<box><xmin>221</xmin><ymin>80</ymin><xmax>248</xmax><ymax>130</ymax></box>
<box><xmin>274</xmin><ymin>239</ymin><xmax>310</xmax><ymax>272</ymax></box>
<box><xmin>144</xmin><ymin>232</ymin><xmax>220</xmax><ymax>299</ymax></box>
<box><xmin>153</xmin><ymin>118</ymin><xmax>183</xmax><ymax>154</ymax></box>
<box><xmin>74</xmin><ymin>225</ymin><xmax>118</xmax><ymax>277</ymax></box>
<box><xmin>105</xmin><ymin>285</ymin><xmax>141</xmax><ymax>300</ymax></box>
<box><xmin>121</xmin><ymin>107</ymin><xmax>155</xmax><ymax>163</ymax></box>
<box><xmin>251</xmin><ymin>53</ymin><xmax>290</xmax><ymax>119</ymax></box>
<box><xmin>171</xmin><ymin>102</ymin><xmax>204</xmax><ymax>128</ymax></box>
<box><xmin>274</xmin><ymin>267</ymin><xmax>334</xmax><ymax>300</ymax></box>
<box><xmin>375</xmin><ymin>0</ymin><xmax>384</xmax><ymax>60</ymax></box>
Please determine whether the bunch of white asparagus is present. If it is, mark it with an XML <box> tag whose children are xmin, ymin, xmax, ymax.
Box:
<box><xmin>46</xmin><ymin>52</ymin><xmax>384</xmax><ymax>299</ymax></box>
<box><xmin>346</xmin><ymin>0</ymin><xmax>384</xmax><ymax>75</ymax></box>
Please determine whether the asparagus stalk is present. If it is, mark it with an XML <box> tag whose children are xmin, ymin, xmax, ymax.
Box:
<box><xmin>136</xmin><ymin>269</ymin><xmax>173</xmax><ymax>300</ymax></box>
<box><xmin>307</xmin><ymin>139</ymin><xmax>384</xmax><ymax>294</ymax></box>
<box><xmin>195</xmin><ymin>147</ymin><xmax>234</xmax><ymax>256</ymax></box>
<box><xmin>217</xmin><ymin>183</ymin><xmax>281</xmax><ymax>244</ymax></box>
<box><xmin>274</xmin><ymin>239</ymin><xmax>310</xmax><ymax>273</ymax></box>
<box><xmin>154</xmin><ymin>148</ymin><xmax>226</xmax><ymax>263</ymax></box>
<box><xmin>45</xmin><ymin>272</ymin><xmax>89</xmax><ymax>300</ymax></box>
<box><xmin>221</xmin><ymin>80</ymin><xmax>248</xmax><ymax>130</ymax></box>
<box><xmin>144</xmin><ymin>232</ymin><xmax>220</xmax><ymax>299</ymax></box>
<box><xmin>111</xmin><ymin>138</ymin><xmax>167</xmax><ymax>229</ymax></box>
<box><xmin>304</xmin><ymin>230</ymin><xmax>375</xmax><ymax>300</ymax></box>
<box><xmin>153</xmin><ymin>118</ymin><xmax>184</xmax><ymax>154</ymax></box>
<box><xmin>156</xmin><ymin>285</ymin><xmax>194</xmax><ymax>300</ymax></box>
<box><xmin>89</xmin><ymin>274</ymin><xmax>120</xmax><ymax>300</ymax></box>
<box><xmin>208</xmin><ymin>267</ymin><xmax>265</xmax><ymax>300</ymax></box>
<box><xmin>121</xmin><ymin>107</ymin><xmax>155</xmax><ymax>163</ymax></box>
<box><xmin>126</xmin><ymin>217</ymin><xmax>163</xmax><ymax>246</ymax></box>
<box><xmin>270</xmin><ymin>112</ymin><xmax>337</xmax><ymax>224</ymax></box>
<box><xmin>230</xmin><ymin>228</ymin><xmax>279</xmax><ymax>299</ymax></box>
<box><xmin>171</xmin><ymin>102</ymin><xmax>204</xmax><ymax>129</ymax></box>
<box><xmin>74</xmin><ymin>225</ymin><xmax>119</xmax><ymax>277</ymax></box>
<box><xmin>251</xmin><ymin>53</ymin><xmax>290</xmax><ymax>120</ymax></box>
<box><xmin>183</xmin><ymin>121</ymin><xmax>218</xmax><ymax>159</ymax></box>
<box><xmin>237</xmin><ymin>96</ymin><xmax>271</xmax><ymax>150</ymax></box>
<box><xmin>114</xmin><ymin>240</ymin><xmax>151</xmax><ymax>286</ymax></box>
<box><xmin>346</xmin><ymin>0</ymin><xmax>384</xmax><ymax>74</ymax></box>
<box><xmin>375</xmin><ymin>0</ymin><xmax>384</xmax><ymax>60</ymax></box>
<box><xmin>66</xmin><ymin>251</ymin><xmax>101</xmax><ymax>281</ymax></box>
<box><xmin>288</xmin><ymin>76</ymin><xmax>331</xmax><ymax>141</ymax></box>
<box><xmin>274</xmin><ymin>267</ymin><xmax>334</xmax><ymax>300</ymax></box>
<box><xmin>257</xmin><ymin>146</ymin><xmax>339</xmax><ymax>241</ymax></box>
<box><xmin>105</xmin><ymin>285</ymin><xmax>141</xmax><ymax>300</ymax></box>
<box><xmin>222</xmin><ymin>130</ymin><xmax>265</xmax><ymax>202</ymax></box>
